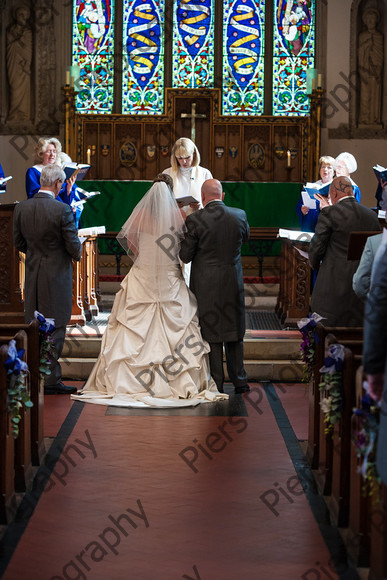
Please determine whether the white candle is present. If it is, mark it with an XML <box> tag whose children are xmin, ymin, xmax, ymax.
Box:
<box><xmin>71</xmin><ymin>76</ymin><xmax>74</xmax><ymax>88</ymax></box>
<box><xmin>312</xmin><ymin>78</ymin><xmax>316</xmax><ymax>91</ymax></box>
<box><xmin>317</xmin><ymin>74</ymin><xmax>322</xmax><ymax>88</ymax></box>
<box><xmin>287</xmin><ymin>149</ymin><xmax>291</xmax><ymax>168</ymax></box>
<box><xmin>66</xmin><ymin>71</ymin><xmax>70</xmax><ymax>86</ymax></box>
<box><xmin>87</xmin><ymin>148</ymin><xmax>91</xmax><ymax>165</ymax></box>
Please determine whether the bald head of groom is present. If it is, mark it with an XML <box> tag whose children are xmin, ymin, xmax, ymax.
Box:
<box><xmin>201</xmin><ymin>179</ymin><xmax>225</xmax><ymax>207</ymax></box>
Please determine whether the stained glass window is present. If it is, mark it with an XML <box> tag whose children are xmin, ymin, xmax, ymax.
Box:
<box><xmin>122</xmin><ymin>0</ymin><xmax>165</xmax><ymax>115</ymax></box>
<box><xmin>272</xmin><ymin>0</ymin><xmax>315</xmax><ymax>116</ymax></box>
<box><xmin>71</xmin><ymin>1</ymin><xmax>317</xmax><ymax>117</ymax></box>
<box><xmin>222</xmin><ymin>0</ymin><xmax>265</xmax><ymax>116</ymax></box>
<box><xmin>172</xmin><ymin>0</ymin><xmax>215</xmax><ymax>88</ymax></box>
<box><xmin>72</xmin><ymin>0</ymin><xmax>115</xmax><ymax>114</ymax></box>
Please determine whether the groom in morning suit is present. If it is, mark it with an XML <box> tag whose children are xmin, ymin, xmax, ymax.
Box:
<box><xmin>180</xmin><ymin>179</ymin><xmax>250</xmax><ymax>394</ymax></box>
<box><xmin>13</xmin><ymin>165</ymin><xmax>81</xmax><ymax>394</ymax></box>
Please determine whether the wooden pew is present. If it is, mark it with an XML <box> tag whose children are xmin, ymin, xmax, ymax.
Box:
<box><xmin>348</xmin><ymin>366</ymin><xmax>387</xmax><ymax>571</ymax></box>
<box><xmin>368</xmin><ymin>482</ymin><xmax>387</xmax><ymax>580</ymax></box>
<box><xmin>329</xmin><ymin>345</ymin><xmax>362</xmax><ymax>527</ymax></box>
<box><xmin>0</xmin><ymin>344</ymin><xmax>16</xmax><ymax>524</ymax></box>
<box><xmin>0</xmin><ymin>321</ymin><xmax>44</xmax><ymax>466</ymax></box>
<box><xmin>317</xmin><ymin>336</ymin><xmax>363</xmax><ymax>499</ymax></box>
<box><xmin>306</xmin><ymin>323</ymin><xmax>363</xmax><ymax>470</ymax></box>
<box><xmin>0</xmin><ymin>331</ymin><xmax>33</xmax><ymax>493</ymax></box>
<box><xmin>347</xmin><ymin>366</ymin><xmax>371</xmax><ymax>567</ymax></box>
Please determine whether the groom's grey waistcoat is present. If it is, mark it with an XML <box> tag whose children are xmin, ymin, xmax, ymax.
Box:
<box><xmin>180</xmin><ymin>201</ymin><xmax>249</xmax><ymax>342</ymax></box>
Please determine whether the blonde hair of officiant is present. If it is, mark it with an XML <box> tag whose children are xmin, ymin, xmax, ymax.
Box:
<box><xmin>170</xmin><ymin>138</ymin><xmax>200</xmax><ymax>179</ymax></box>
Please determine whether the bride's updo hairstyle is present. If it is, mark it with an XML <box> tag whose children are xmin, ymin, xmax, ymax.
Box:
<box><xmin>170</xmin><ymin>138</ymin><xmax>200</xmax><ymax>173</ymax></box>
<box><xmin>153</xmin><ymin>172</ymin><xmax>174</xmax><ymax>193</ymax></box>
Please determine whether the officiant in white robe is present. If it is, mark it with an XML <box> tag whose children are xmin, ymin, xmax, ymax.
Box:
<box><xmin>163</xmin><ymin>138</ymin><xmax>212</xmax><ymax>285</ymax></box>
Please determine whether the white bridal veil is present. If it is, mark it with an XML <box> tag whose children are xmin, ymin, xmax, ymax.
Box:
<box><xmin>116</xmin><ymin>180</ymin><xmax>186</xmax><ymax>265</ymax></box>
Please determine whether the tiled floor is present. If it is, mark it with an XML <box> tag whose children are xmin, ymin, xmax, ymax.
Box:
<box><xmin>0</xmin><ymin>383</ymin><xmax>359</xmax><ymax>580</ymax></box>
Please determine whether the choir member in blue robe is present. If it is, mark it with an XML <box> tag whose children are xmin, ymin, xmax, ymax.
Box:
<box><xmin>25</xmin><ymin>137</ymin><xmax>87</xmax><ymax>228</ymax></box>
<box><xmin>296</xmin><ymin>155</ymin><xmax>335</xmax><ymax>232</ymax></box>
<box><xmin>334</xmin><ymin>152</ymin><xmax>361</xmax><ymax>202</ymax></box>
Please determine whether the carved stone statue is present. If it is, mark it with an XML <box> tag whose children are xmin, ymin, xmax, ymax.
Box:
<box><xmin>34</xmin><ymin>0</ymin><xmax>57</xmax><ymax>132</ymax></box>
<box><xmin>358</xmin><ymin>3</ymin><xmax>384</xmax><ymax>126</ymax></box>
<box><xmin>6</xmin><ymin>5</ymin><xmax>33</xmax><ymax>123</ymax></box>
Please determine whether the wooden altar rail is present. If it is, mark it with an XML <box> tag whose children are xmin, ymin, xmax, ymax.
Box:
<box><xmin>248</xmin><ymin>227</ymin><xmax>279</xmax><ymax>280</ymax></box>
<box><xmin>276</xmin><ymin>237</ymin><xmax>311</xmax><ymax>325</ymax></box>
<box><xmin>70</xmin><ymin>235</ymin><xmax>100</xmax><ymax>326</ymax></box>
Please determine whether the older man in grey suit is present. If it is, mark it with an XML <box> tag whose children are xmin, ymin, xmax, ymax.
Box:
<box><xmin>363</xmin><ymin>236</ymin><xmax>387</xmax><ymax>483</ymax></box>
<box><xmin>14</xmin><ymin>165</ymin><xmax>81</xmax><ymax>394</ymax></box>
<box><xmin>309</xmin><ymin>176</ymin><xmax>380</xmax><ymax>326</ymax></box>
<box><xmin>179</xmin><ymin>179</ymin><xmax>250</xmax><ymax>394</ymax></box>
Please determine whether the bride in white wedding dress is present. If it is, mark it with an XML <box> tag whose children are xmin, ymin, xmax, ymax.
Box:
<box><xmin>73</xmin><ymin>175</ymin><xmax>227</xmax><ymax>407</ymax></box>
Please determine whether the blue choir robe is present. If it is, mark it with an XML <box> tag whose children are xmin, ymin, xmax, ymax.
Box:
<box><xmin>296</xmin><ymin>198</ymin><xmax>320</xmax><ymax>233</ymax></box>
<box><xmin>352</xmin><ymin>183</ymin><xmax>361</xmax><ymax>203</ymax></box>
<box><xmin>25</xmin><ymin>165</ymin><xmax>87</xmax><ymax>228</ymax></box>
<box><xmin>0</xmin><ymin>163</ymin><xmax>6</xmax><ymax>193</ymax></box>
<box><xmin>296</xmin><ymin>180</ymin><xmax>361</xmax><ymax>233</ymax></box>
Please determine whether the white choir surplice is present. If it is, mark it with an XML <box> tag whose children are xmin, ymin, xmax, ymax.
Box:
<box><xmin>163</xmin><ymin>165</ymin><xmax>212</xmax><ymax>284</ymax></box>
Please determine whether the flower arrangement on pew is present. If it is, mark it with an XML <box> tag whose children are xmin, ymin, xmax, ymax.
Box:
<box><xmin>318</xmin><ymin>343</ymin><xmax>345</xmax><ymax>434</ymax></box>
<box><xmin>5</xmin><ymin>340</ymin><xmax>33</xmax><ymax>439</ymax></box>
<box><xmin>352</xmin><ymin>386</ymin><xmax>380</xmax><ymax>498</ymax></box>
<box><xmin>297</xmin><ymin>312</ymin><xmax>324</xmax><ymax>382</ymax></box>
<box><xmin>34</xmin><ymin>311</ymin><xmax>56</xmax><ymax>379</ymax></box>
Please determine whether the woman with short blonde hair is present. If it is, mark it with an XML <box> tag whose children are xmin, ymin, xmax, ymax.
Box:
<box><xmin>163</xmin><ymin>137</ymin><xmax>212</xmax><ymax>284</ymax></box>
<box><xmin>163</xmin><ymin>137</ymin><xmax>212</xmax><ymax>212</ymax></box>
<box><xmin>296</xmin><ymin>155</ymin><xmax>335</xmax><ymax>232</ymax></box>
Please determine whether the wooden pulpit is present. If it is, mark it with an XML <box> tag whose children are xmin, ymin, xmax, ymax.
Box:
<box><xmin>0</xmin><ymin>203</ymin><xmax>100</xmax><ymax>327</ymax></box>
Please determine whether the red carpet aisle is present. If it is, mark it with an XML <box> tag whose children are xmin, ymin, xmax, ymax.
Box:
<box><xmin>1</xmin><ymin>384</ymin><xmax>358</xmax><ymax>580</ymax></box>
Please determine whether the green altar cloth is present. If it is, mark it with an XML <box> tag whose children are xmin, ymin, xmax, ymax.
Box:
<box><xmin>80</xmin><ymin>180</ymin><xmax>302</xmax><ymax>254</ymax></box>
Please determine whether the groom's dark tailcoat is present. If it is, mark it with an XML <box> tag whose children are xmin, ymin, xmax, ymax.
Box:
<box><xmin>179</xmin><ymin>200</ymin><xmax>250</xmax><ymax>390</ymax></box>
<box><xmin>13</xmin><ymin>192</ymin><xmax>81</xmax><ymax>386</ymax></box>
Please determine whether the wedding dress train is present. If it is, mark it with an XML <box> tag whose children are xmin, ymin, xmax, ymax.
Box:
<box><xmin>73</xmin><ymin>233</ymin><xmax>227</xmax><ymax>407</ymax></box>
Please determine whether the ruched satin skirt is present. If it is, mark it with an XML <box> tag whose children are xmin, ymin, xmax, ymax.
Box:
<box><xmin>73</xmin><ymin>262</ymin><xmax>227</xmax><ymax>407</ymax></box>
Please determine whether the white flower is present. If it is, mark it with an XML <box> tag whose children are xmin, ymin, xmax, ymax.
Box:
<box><xmin>320</xmin><ymin>397</ymin><xmax>332</xmax><ymax>413</ymax></box>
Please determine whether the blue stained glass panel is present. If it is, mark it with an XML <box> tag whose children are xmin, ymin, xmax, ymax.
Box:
<box><xmin>72</xmin><ymin>0</ymin><xmax>115</xmax><ymax>114</ymax></box>
<box><xmin>273</xmin><ymin>0</ymin><xmax>315</xmax><ymax>116</ymax></box>
<box><xmin>222</xmin><ymin>0</ymin><xmax>265</xmax><ymax>116</ymax></box>
<box><xmin>122</xmin><ymin>0</ymin><xmax>165</xmax><ymax>114</ymax></box>
<box><xmin>172</xmin><ymin>0</ymin><xmax>214</xmax><ymax>88</ymax></box>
